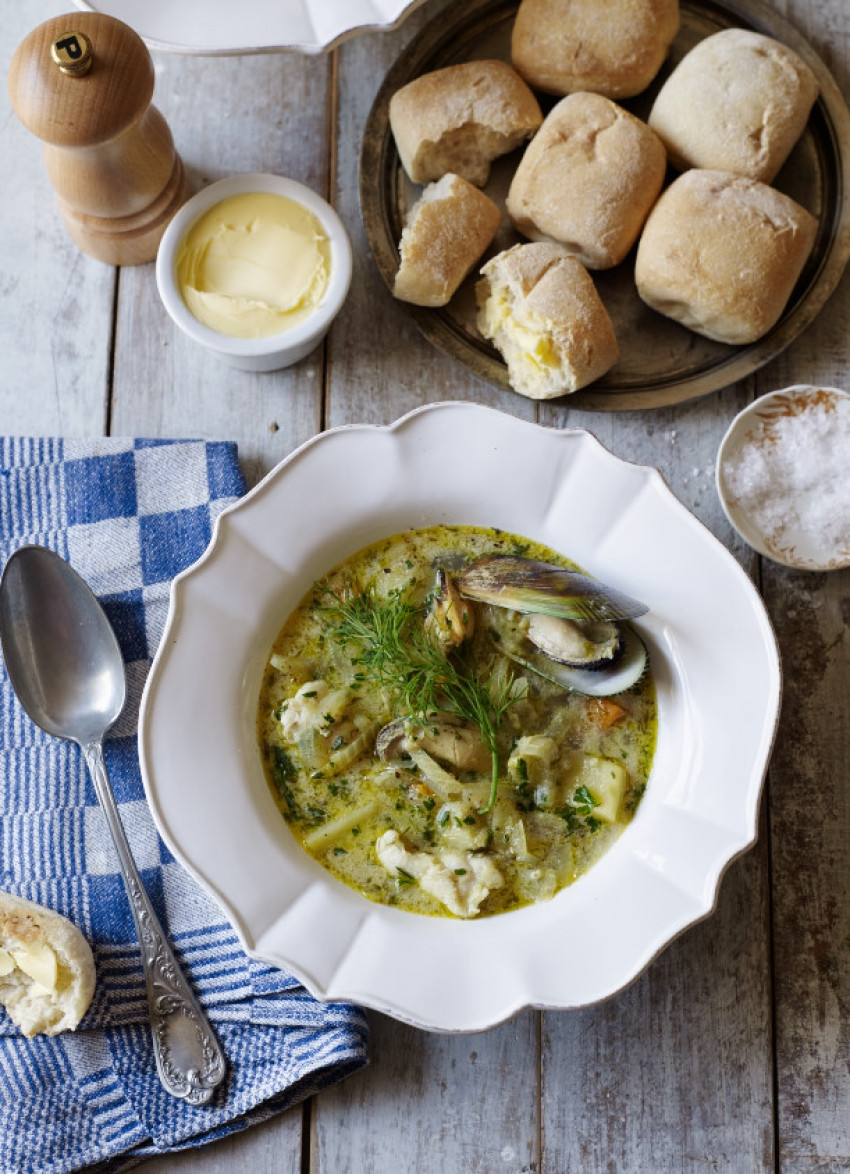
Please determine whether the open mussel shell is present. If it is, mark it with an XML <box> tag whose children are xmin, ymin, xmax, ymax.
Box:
<box><xmin>507</xmin><ymin>625</ymin><xmax>648</xmax><ymax>698</ymax></box>
<box><xmin>456</xmin><ymin>557</ymin><xmax>649</xmax><ymax>622</ymax></box>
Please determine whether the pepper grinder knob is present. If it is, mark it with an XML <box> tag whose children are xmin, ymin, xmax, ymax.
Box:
<box><xmin>8</xmin><ymin>13</ymin><xmax>192</xmax><ymax>265</ymax></box>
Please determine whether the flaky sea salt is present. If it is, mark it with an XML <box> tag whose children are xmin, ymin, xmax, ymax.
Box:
<box><xmin>722</xmin><ymin>391</ymin><xmax>850</xmax><ymax>556</ymax></box>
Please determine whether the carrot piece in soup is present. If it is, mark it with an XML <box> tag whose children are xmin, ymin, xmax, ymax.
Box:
<box><xmin>585</xmin><ymin>697</ymin><xmax>626</xmax><ymax>729</ymax></box>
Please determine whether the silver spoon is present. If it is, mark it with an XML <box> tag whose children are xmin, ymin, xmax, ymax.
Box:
<box><xmin>0</xmin><ymin>545</ymin><xmax>226</xmax><ymax>1105</ymax></box>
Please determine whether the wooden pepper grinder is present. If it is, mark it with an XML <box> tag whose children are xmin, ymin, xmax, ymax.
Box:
<box><xmin>8</xmin><ymin>13</ymin><xmax>192</xmax><ymax>265</ymax></box>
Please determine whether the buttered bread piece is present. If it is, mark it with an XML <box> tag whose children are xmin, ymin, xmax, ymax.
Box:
<box><xmin>635</xmin><ymin>169</ymin><xmax>818</xmax><ymax>345</ymax></box>
<box><xmin>511</xmin><ymin>0</ymin><xmax>680</xmax><ymax>98</ymax></box>
<box><xmin>394</xmin><ymin>173</ymin><xmax>502</xmax><ymax>307</ymax></box>
<box><xmin>648</xmin><ymin>28</ymin><xmax>818</xmax><ymax>183</ymax></box>
<box><xmin>389</xmin><ymin>59</ymin><xmax>543</xmax><ymax>187</ymax></box>
<box><xmin>506</xmin><ymin>92</ymin><xmax>667</xmax><ymax>269</ymax></box>
<box><xmin>0</xmin><ymin>891</ymin><xmax>95</xmax><ymax>1037</ymax></box>
<box><xmin>477</xmin><ymin>242</ymin><xmax>619</xmax><ymax>398</ymax></box>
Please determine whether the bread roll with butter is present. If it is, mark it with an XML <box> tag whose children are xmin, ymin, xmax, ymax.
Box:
<box><xmin>389</xmin><ymin>60</ymin><xmax>543</xmax><ymax>187</ymax></box>
<box><xmin>648</xmin><ymin>29</ymin><xmax>818</xmax><ymax>183</ymax></box>
<box><xmin>477</xmin><ymin>242</ymin><xmax>619</xmax><ymax>398</ymax></box>
<box><xmin>512</xmin><ymin>0</ymin><xmax>679</xmax><ymax>98</ymax></box>
<box><xmin>635</xmin><ymin>169</ymin><xmax>818</xmax><ymax>344</ymax></box>
<box><xmin>394</xmin><ymin>173</ymin><xmax>502</xmax><ymax>307</ymax></box>
<box><xmin>506</xmin><ymin>93</ymin><xmax>667</xmax><ymax>269</ymax></box>
<box><xmin>0</xmin><ymin>891</ymin><xmax>95</xmax><ymax>1037</ymax></box>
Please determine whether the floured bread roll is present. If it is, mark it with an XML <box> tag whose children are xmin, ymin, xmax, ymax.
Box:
<box><xmin>506</xmin><ymin>92</ymin><xmax>667</xmax><ymax>269</ymax></box>
<box><xmin>635</xmin><ymin>169</ymin><xmax>818</xmax><ymax>344</ymax></box>
<box><xmin>0</xmin><ymin>891</ymin><xmax>96</xmax><ymax>1037</ymax></box>
<box><xmin>394</xmin><ymin>173</ymin><xmax>502</xmax><ymax>307</ymax></box>
<box><xmin>648</xmin><ymin>29</ymin><xmax>818</xmax><ymax>183</ymax></box>
<box><xmin>477</xmin><ymin>242</ymin><xmax>619</xmax><ymax>398</ymax></box>
<box><xmin>389</xmin><ymin>60</ymin><xmax>543</xmax><ymax>187</ymax></box>
<box><xmin>512</xmin><ymin>0</ymin><xmax>680</xmax><ymax>98</ymax></box>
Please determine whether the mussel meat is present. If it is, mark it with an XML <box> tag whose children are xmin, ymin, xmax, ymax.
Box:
<box><xmin>376</xmin><ymin>715</ymin><xmax>491</xmax><ymax>773</ymax></box>
<box><xmin>525</xmin><ymin>613</ymin><xmax>623</xmax><ymax>670</ymax></box>
<box><xmin>425</xmin><ymin>569</ymin><xmax>474</xmax><ymax>653</ymax></box>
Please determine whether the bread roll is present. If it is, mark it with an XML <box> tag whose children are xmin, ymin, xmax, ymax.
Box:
<box><xmin>511</xmin><ymin>0</ymin><xmax>679</xmax><ymax>98</ymax></box>
<box><xmin>389</xmin><ymin>60</ymin><xmax>543</xmax><ymax>187</ymax></box>
<box><xmin>506</xmin><ymin>92</ymin><xmax>667</xmax><ymax>269</ymax></box>
<box><xmin>477</xmin><ymin>242</ymin><xmax>619</xmax><ymax>398</ymax></box>
<box><xmin>635</xmin><ymin>169</ymin><xmax>818</xmax><ymax>344</ymax></box>
<box><xmin>394</xmin><ymin>173</ymin><xmax>502</xmax><ymax>307</ymax></box>
<box><xmin>0</xmin><ymin>891</ymin><xmax>95</xmax><ymax>1037</ymax></box>
<box><xmin>648</xmin><ymin>29</ymin><xmax>818</xmax><ymax>182</ymax></box>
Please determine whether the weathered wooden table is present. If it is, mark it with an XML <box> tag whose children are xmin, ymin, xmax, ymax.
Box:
<box><xmin>2</xmin><ymin>0</ymin><xmax>849</xmax><ymax>1169</ymax></box>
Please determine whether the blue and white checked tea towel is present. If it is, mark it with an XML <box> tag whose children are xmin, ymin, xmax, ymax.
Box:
<box><xmin>0</xmin><ymin>437</ymin><xmax>369</xmax><ymax>1174</ymax></box>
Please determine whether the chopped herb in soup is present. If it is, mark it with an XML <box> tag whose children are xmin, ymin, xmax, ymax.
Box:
<box><xmin>257</xmin><ymin>526</ymin><xmax>656</xmax><ymax>919</ymax></box>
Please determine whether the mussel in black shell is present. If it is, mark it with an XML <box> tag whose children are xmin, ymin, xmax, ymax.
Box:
<box><xmin>457</xmin><ymin>555</ymin><xmax>649</xmax><ymax>696</ymax></box>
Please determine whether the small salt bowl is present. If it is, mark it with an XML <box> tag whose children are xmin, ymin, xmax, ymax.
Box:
<box><xmin>156</xmin><ymin>173</ymin><xmax>353</xmax><ymax>372</ymax></box>
<box><xmin>716</xmin><ymin>384</ymin><xmax>850</xmax><ymax>570</ymax></box>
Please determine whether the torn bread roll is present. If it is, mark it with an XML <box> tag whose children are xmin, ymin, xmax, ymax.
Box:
<box><xmin>389</xmin><ymin>59</ymin><xmax>543</xmax><ymax>187</ymax></box>
<box><xmin>0</xmin><ymin>891</ymin><xmax>95</xmax><ymax>1037</ymax></box>
<box><xmin>648</xmin><ymin>29</ymin><xmax>818</xmax><ymax>183</ymax></box>
<box><xmin>506</xmin><ymin>92</ymin><xmax>667</xmax><ymax>269</ymax></box>
<box><xmin>635</xmin><ymin>169</ymin><xmax>818</xmax><ymax>344</ymax></box>
<box><xmin>477</xmin><ymin>242</ymin><xmax>619</xmax><ymax>398</ymax></box>
<box><xmin>394</xmin><ymin>173</ymin><xmax>502</xmax><ymax>307</ymax></box>
<box><xmin>511</xmin><ymin>0</ymin><xmax>680</xmax><ymax>98</ymax></box>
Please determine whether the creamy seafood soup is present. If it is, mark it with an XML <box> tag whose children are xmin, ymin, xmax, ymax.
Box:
<box><xmin>257</xmin><ymin>526</ymin><xmax>656</xmax><ymax>919</ymax></box>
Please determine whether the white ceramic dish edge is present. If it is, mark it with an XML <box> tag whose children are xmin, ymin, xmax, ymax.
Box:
<box><xmin>139</xmin><ymin>402</ymin><xmax>782</xmax><ymax>1032</ymax></box>
<box><xmin>72</xmin><ymin>0</ymin><xmax>430</xmax><ymax>55</ymax></box>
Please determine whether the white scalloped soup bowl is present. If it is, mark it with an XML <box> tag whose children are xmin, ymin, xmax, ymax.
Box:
<box><xmin>139</xmin><ymin>403</ymin><xmax>781</xmax><ymax>1032</ymax></box>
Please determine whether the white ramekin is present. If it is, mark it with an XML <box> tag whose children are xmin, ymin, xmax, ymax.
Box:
<box><xmin>156</xmin><ymin>173</ymin><xmax>353</xmax><ymax>372</ymax></box>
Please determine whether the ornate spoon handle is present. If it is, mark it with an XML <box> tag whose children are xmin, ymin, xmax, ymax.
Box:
<box><xmin>84</xmin><ymin>740</ymin><xmax>227</xmax><ymax>1104</ymax></box>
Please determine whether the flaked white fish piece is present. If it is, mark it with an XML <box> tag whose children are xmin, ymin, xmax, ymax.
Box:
<box><xmin>375</xmin><ymin>830</ymin><xmax>503</xmax><ymax>918</ymax></box>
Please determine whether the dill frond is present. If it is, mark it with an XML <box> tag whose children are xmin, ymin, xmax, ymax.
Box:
<box><xmin>320</xmin><ymin>583</ymin><xmax>517</xmax><ymax>813</ymax></box>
